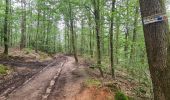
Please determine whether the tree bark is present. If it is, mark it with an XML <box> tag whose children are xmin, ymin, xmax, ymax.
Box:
<box><xmin>36</xmin><ymin>4</ymin><xmax>40</xmax><ymax>53</ymax></box>
<box><xmin>80</xmin><ymin>19</ymin><xmax>84</xmax><ymax>55</ymax></box>
<box><xmin>92</xmin><ymin>0</ymin><xmax>104</xmax><ymax>77</ymax></box>
<box><xmin>20</xmin><ymin>0</ymin><xmax>27</xmax><ymax>49</ymax></box>
<box><xmin>69</xmin><ymin>0</ymin><xmax>78</xmax><ymax>63</ymax></box>
<box><xmin>87</xmin><ymin>11</ymin><xmax>93</xmax><ymax>57</ymax></box>
<box><xmin>4</xmin><ymin>0</ymin><xmax>9</xmax><ymax>55</ymax></box>
<box><xmin>139</xmin><ymin>0</ymin><xmax>170</xmax><ymax>100</ymax></box>
<box><xmin>109</xmin><ymin>0</ymin><xmax>116</xmax><ymax>78</ymax></box>
<box><xmin>130</xmin><ymin>2</ymin><xmax>139</xmax><ymax>64</ymax></box>
<box><xmin>124</xmin><ymin>0</ymin><xmax>129</xmax><ymax>60</ymax></box>
<box><xmin>115</xmin><ymin>13</ymin><xmax>120</xmax><ymax>65</ymax></box>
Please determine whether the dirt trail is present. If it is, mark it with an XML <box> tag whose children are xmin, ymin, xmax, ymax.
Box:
<box><xmin>0</xmin><ymin>56</ymin><xmax>114</xmax><ymax>100</ymax></box>
<box><xmin>48</xmin><ymin>56</ymin><xmax>88</xmax><ymax>100</ymax></box>
<box><xmin>0</xmin><ymin>56</ymin><xmax>67</xmax><ymax>100</ymax></box>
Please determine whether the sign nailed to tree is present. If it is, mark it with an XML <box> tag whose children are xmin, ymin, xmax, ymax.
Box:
<box><xmin>143</xmin><ymin>14</ymin><xmax>168</xmax><ymax>25</ymax></box>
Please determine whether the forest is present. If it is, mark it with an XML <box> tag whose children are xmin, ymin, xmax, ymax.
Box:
<box><xmin>0</xmin><ymin>0</ymin><xmax>170</xmax><ymax>100</ymax></box>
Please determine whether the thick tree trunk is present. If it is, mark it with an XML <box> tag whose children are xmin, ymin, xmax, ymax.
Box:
<box><xmin>4</xmin><ymin>0</ymin><xmax>9</xmax><ymax>55</ymax></box>
<box><xmin>139</xmin><ymin>0</ymin><xmax>170</xmax><ymax>100</ymax></box>
<box><xmin>109</xmin><ymin>0</ymin><xmax>116</xmax><ymax>78</ymax></box>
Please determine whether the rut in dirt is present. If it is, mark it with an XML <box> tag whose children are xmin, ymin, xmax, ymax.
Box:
<box><xmin>0</xmin><ymin>55</ymin><xmax>67</xmax><ymax>100</ymax></box>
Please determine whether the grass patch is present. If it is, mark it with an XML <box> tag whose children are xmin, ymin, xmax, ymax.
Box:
<box><xmin>84</xmin><ymin>78</ymin><xmax>101</xmax><ymax>87</ymax></box>
<box><xmin>23</xmin><ymin>48</ymin><xmax>33</xmax><ymax>54</ymax></box>
<box><xmin>0</xmin><ymin>64</ymin><xmax>8</xmax><ymax>75</ymax></box>
<box><xmin>39</xmin><ymin>51</ymin><xmax>49</xmax><ymax>60</ymax></box>
<box><xmin>115</xmin><ymin>91</ymin><xmax>129</xmax><ymax>100</ymax></box>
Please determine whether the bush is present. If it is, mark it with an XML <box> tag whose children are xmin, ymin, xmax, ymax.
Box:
<box><xmin>115</xmin><ymin>91</ymin><xmax>129</xmax><ymax>100</ymax></box>
<box><xmin>0</xmin><ymin>64</ymin><xmax>8</xmax><ymax>75</ymax></box>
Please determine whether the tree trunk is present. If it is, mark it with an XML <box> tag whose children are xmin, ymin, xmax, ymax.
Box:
<box><xmin>115</xmin><ymin>13</ymin><xmax>120</xmax><ymax>65</ymax></box>
<box><xmin>69</xmin><ymin>0</ymin><xmax>78</xmax><ymax>63</ymax></box>
<box><xmin>139</xmin><ymin>0</ymin><xmax>170</xmax><ymax>100</ymax></box>
<box><xmin>20</xmin><ymin>0</ymin><xmax>27</xmax><ymax>49</ymax></box>
<box><xmin>87</xmin><ymin>11</ymin><xmax>93</xmax><ymax>57</ymax></box>
<box><xmin>92</xmin><ymin>0</ymin><xmax>104</xmax><ymax>77</ymax></box>
<box><xmin>4</xmin><ymin>0</ymin><xmax>9</xmax><ymax>55</ymax></box>
<box><xmin>124</xmin><ymin>0</ymin><xmax>129</xmax><ymax>60</ymax></box>
<box><xmin>109</xmin><ymin>0</ymin><xmax>116</xmax><ymax>78</ymax></box>
<box><xmin>36</xmin><ymin>5</ymin><xmax>40</xmax><ymax>53</ymax></box>
<box><xmin>80</xmin><ymin>19</ymin><xmax>84</xmax><ymax>55</ymax></box>
<box><xmin>130</xmin><ymin>2</ymin><xmax>139</xmax><ymax>64</ymax></box>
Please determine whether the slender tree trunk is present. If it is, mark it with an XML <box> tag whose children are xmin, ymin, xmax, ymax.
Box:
<box><xmin>4</xmin><ymin>0</ymin><xmax>9</xmax><ymax>55</ymax></box>
<box><xmin>67</xmin><ymin>23</ymin><xmax>71</xmax><ymax>54</ymax></box>
<box><xmin>46</xmin><ymin>11</ymin><xmax>52</xmax><ymax>52</ymax></box>
<box><xmin>109</xmin><ymin>0</ymin><xmax>116</xmax><ymax>78</ymax></box>
<box><xmin>36</xmin><ymin>5</ymin><xmax>40</xmax><ymax>53</ymax></box>
<box><xmin>20</xmin><ymin>0</ymin><xmax>27</xmax><ymax>49</ymax></box>
<box><xmin>89</xmin><ymin>28</ymin><xmax>93</xmax><ymax>57</ymax></box>
<box><xmin>115</xmin><ymin>16</ymin><xmax>120</xmax><ymax>65</ymax></box>
<box><xmin>64</xmin><ymin>23</ymin><xmax>67</xmax><ymax>53</ymax></box>
<box><xmin>69</xmin><ymin>1</ymin><xmax>78</xmax><ymax>63</ymax></box>
<box><xmin>9</xmin><ymin>0</ymin><xmax>12</xmax><ymax>47</ymax></box>
<box><xmin>92</xmin><ymin>0</ymin><xmax>104</xmax><ymax>77</ymax></box>
<box><xmin>130</xmin><ymin>3</ymin><xmax>139</xmax><ymax>63</ymax></box>
<box><xmin>124</xmin><ymin>0</ymin><xmax>129</xmax><ymax>59</ymax></box>
<box><xmin>80</xmin><ymin>19</ymin><xmax>84</xmax><ymax>55</ymax></box>
<box><xmin>139</xmin><ymin>0</ymin><xmax>170</xmax><ymax>100</ymax></box>
<box><xmin>87</xmin><ymin>11</ymin><xmax>93</xmax><ymax>57</ymax></box>
<box><xmin>0</xmin><ymin>28</ymin><xmax>3</xmax><ymax>46</ymax></box>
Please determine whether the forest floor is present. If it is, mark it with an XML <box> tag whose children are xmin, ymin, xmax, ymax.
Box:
<box><xmin>0</xmin><ymin>48</ymin><xmax>147</xmax><ymax>100</ymax></box>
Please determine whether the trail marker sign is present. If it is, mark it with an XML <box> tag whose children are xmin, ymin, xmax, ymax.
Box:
<box><xmin>143</xmin><ymin>14</ymin><xmax>168</xmax><ymax>25</ymax></box>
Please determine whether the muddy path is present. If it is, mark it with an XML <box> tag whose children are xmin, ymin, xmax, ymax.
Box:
<box><xmin>0</xmin><ymin>56</ymin><xmax>52</xmax><ymax>95</ymax></box>
<box><xmin>0</xmin><ymin>55</ymin><xmax>67</xmax><ymax>100</ymax></box>
<box><xmin>0</xmin><ymin>55</ymin><xmax>115</xmax><ymax>100</ymax></box>
<box><xmin>48</xmin><ymin>56</ymin><xmax>88</xmax><ymax>100</ymax></box>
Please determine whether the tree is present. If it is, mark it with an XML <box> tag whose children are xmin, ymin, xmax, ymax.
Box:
<box><xmin>68</xmin><ymin>0</ymin><xmax>78</xmax><ymax>63</ymax></box>
<box><xmin>109</xmin><ymin>0</ymin><xmax>116</xmax><ymax>78</ymax></box>
<box><xmin>139</xmin><ymin>0</ymin><xmax>170</xmax><ymax>100</ymax></box>
<box><xmin>20</xmin><ymin>0</ymin><xmax>27</xmax><ymax>49</ymax></box>
<box><xmin>91</xmin><ymin>0</ymin><xmax>104</xmax><ymax>77</ymax></box>
<box><xmin>4</xmin><ymin>0</ymin><xmax>9</xmax><ymax>55</ymax></box>
<box><xmin>35</xmin><ymin>1</ymin><xmax>40</xmax><ymax>53</ymax></box>
<box><xmin>130</xmin><ymin>1</ymin><xmax>139</xmax><ymax>64</ymax></box>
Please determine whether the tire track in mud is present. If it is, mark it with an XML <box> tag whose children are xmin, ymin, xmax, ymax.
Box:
<box><xmin>0</xmin><ymin>55</ymin><xmax>67</xmax><ymax>100</ymax></box>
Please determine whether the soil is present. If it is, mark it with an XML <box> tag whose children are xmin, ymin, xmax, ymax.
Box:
<box><xmin>75</xmin><ymin>86</ymin><xmax>114</xmax><ymax>100</ymax></box>
<box><xmin>0</xmin><ymin>56</ymin><xmax>52</xmax><ymax>96</ymax></box>
<box><xmin>48</xmin><ymin>57</ymin><xmax>115</xmax><ymax>100</ymax></box>
<box><xmin>48</xmin><ymin>57</ymin><xmax>88</xmax><ymax>100</ymax></box>
<box><xmin>0</xmin><ymin>49</ymin><xmax>115</xmax><ymax>100</ymax></box>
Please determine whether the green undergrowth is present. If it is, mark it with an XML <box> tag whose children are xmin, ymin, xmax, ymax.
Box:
<box><xmin>0</xmin><ymin>64</ymin><xmax>8</xmax><ymax>75</ymax></box>
<box><xmin>23</xmin><ymin>48</ymin><xmax>33</xmax><ymax>54</ymax></box>
<box><xmin>23</xmin><ymin>48</ymin><xmax>50</xmax><ymax>60</ymax></box>
<box><xmin>84</xmin><ymin>78</ymin><xmax>102</xmax><ymax>87</ymax></box>
<box><xmin>84</xmin><ymin>78</ymin><xmax>131</xmax><ymax>100</ymax></box>
<box><xmin>38</xmin><ymin>51</ymin><xmax>49</xmax><ymax>60</ymax></box>
<box><xmin>115</xmin><ymin>91</ymin><xmax>129</xmax><ymax>100</ymax></box>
